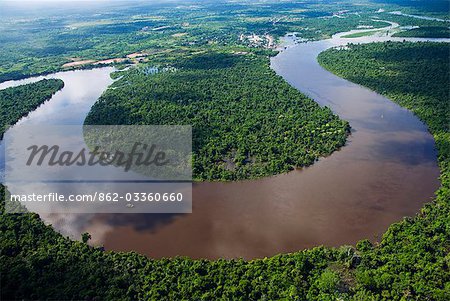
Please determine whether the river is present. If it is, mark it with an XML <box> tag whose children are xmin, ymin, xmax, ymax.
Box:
<box><xmin>1</xmin><ymin>25</ymin><xmax>448</xmax><ymax>259</ymax></box>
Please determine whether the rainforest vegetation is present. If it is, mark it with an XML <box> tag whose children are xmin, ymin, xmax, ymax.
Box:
<box><xmin>318</xmin><ymin>41</ymin><xmax>450</xmax><ymax>299</ymax></box>
<box><xmin>318</xmin><ymin>42</ymin><xmax>449</xmax><ymax>133</ymax></box>
<box><xmin>0</xmin><ymin>0</ymin><xmax>411</xmax><ymax>83</ymax></box>
<box><xmin>393</xmin><ymin>26</ymin><xmax>450</xmax><ymax>38</ymax></box>
<box><xmin>1</xmin><ymin>0</ymin><xmax>447</xmax><ymax>84</ymax></box>
<box><xmin>0</xmin><ymin>79</ymin><xmax>64</xmax><ymax>136</ymax></box>
<box><xmin>2</xmin><ymin>41</ymin><xmax>449</xmax><ymax>300</ymax></box>
<box><xmin>85</xmin><ymin>51</ymin><xmax>350</xmax><ymax>180</ymax></box>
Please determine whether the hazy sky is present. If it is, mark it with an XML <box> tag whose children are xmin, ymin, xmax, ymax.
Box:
<box><xmin>1</xmin><ymin>0</ymin><xmax>112</xmax><ymax>1</ymax></box>
<box><xmin>0</xmin><ymin>0</ymin><xmax>125</xmax><ymax>7</ymax></box>
<box><xmin>0</xmin><ymin>0</ymin><xmax>129</xmax><ymax>14</ymax></box>
<box><xmin>0</xmin><ymin>0</ymin><xmax>116</xmax><ymax>2</ymax></box>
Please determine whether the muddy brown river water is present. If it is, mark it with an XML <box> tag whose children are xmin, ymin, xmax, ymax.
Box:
<box><xmin>1</xmin><ymin>24</ymin><xmax>448</xmax><ymax>259</ymax></box>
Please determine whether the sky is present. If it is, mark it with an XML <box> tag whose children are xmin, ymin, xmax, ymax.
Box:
<box><xmin>1</xmin><ymin>0</ymin><xmax>113</xmax><ymax>1</ymax></box>
<box><xmin>0</xmin><ymin>0</ymin><xmax>128</xmax><ymax>15</ymax></box>
<box><xmin>0</xmin><ymin>0</ymin><xmax>119</xmax><ymax>3</ymax></box>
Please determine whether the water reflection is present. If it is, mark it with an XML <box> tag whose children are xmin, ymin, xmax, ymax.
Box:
<box><xmin>1</xmin><ymin>28</ymin><xmax>446</xmax><ymax>259</ymax></box>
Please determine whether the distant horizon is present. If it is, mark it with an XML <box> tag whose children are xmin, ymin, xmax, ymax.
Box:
<box><xmin>1</xmin><ymin>0</ymin><xmax>117</xmax><ymax>1</ymax></box>
<box><xmin>0</xmin><ymin>0</ymin><xmax>184</xmax><ymax>2</ymax></box>
<box><xmin>0</xmin><ymin>0</ymin><xmax>188</xmax><ymax>5</ymax></box>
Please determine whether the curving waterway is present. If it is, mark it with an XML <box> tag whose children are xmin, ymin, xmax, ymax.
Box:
<box><xmin>1</xmin><ymin>24</ymin><xmax>448</xmax><ymax>259</ymax></box>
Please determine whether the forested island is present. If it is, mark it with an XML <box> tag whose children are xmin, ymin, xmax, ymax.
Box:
<box><xmin>86</xmin><ymin>51</ymin><xmax>349</xmax><ymax>180</ymax></box>
<box><xmin>0</xmin><ymin>79</ymin><xmax>64</xmax><ymax>136</ymax></box>
<box><xmin>2</xmin><ymin>41</ymin><xmax>449</xmax><ymax>300</ymax></box>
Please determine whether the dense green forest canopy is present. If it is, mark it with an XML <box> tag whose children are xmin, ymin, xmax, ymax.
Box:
<box><xmin>393</xmin><ymin>26</ymin><xmax>450</xmax><ymax>38</ymax></box>
<box><xmin>318</xmin><ymin>42</ymin><xmax>450</xmax><ymax>299</ymax></box>
<box><xmin>0</xmin><ymin>79</ymin><xmax>64</xmax><ymax>136</ymax></box>
<box><xmin>2</xmin><ymin>41</ymin><xmax>449</xmax><ymax>300</ymax></box>
<box><xmin>85</xmin><ymin>51</ymin><xmax>349</xmax><ymax>180</ymax></box>
<box><xmin>318</xmin><ymin>42</ymin><xmax>450</xmax><ymax>133</ymax></box>
<box><xmin>0</xmin><ymin>0</ymin><xmax>445</xmax><ymax>83</ymax></box>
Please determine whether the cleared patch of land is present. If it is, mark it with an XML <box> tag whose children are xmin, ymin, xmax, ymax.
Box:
<box><xmin>341</xmin><ymin>30</ymin><xmax>382</xmax><ymax>38</ymax></box>
<box><xmin>62</xmin><ymin>60</ymin><xmax>95</xmax><ymax>68</ymax></box>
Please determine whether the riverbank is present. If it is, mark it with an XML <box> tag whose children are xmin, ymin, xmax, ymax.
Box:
<box><xmin>1</xmin><ymin>38</ymin><xmax>449</xmax><ymax>301</ymax></box>
<box><xmin>84</xmin><ymin>28</ymin><xmax>445</xmax><ymax>258</ymax></box>
<box><xmin>318</xmin><ymin>40</ymin><xmax>450</xmax><ymax>301</ymax></box>
<box><xmin>0</xmin><ymin>25</ymin><xmax>446</xmax><ymax>259</ymax></box>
